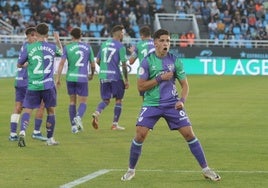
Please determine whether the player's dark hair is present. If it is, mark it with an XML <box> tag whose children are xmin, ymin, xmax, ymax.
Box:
<box><xmin>111</xmin><ymin>25</ymin><xmax>124</xmax><ymax>35</ymax></box>
<box><xmin>36</xmin><ymin>23</ymin><xmax>49</xmax><ymax>35</ymax></box>
<box><xmin>153</xmin><ymin>29</ymin><xmax>170</xmax><ymax>39</ymax></box>
<box><xmin>139</xmin><ymin>26</ymin><xmax>151</xmax><ymax>37</ymax></box>
<box><xmin>25</xmin><ymin>27</ymin><xmax>36</xmax><ymax>36</ymax></box>
<box><xmin>70</xmin><ymin>27</ymin><xmax>82</xmax><ymax>39</ymax></box>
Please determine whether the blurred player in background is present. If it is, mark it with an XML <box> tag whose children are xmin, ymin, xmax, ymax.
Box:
<box><xmin>92</xmin><ymin>25</ymin><xmax>129</xmax><ymax>130</ymax></box>
<box><xmin>17</xmin><ymin>23</ymin><xmax>62</xmax><ymax>147</ymax></box>
<box><xmin>9</xmin><ymin>27</ymin><xmax>47</xmax><ymax>142</ymax></box>
<box><xmin>56</xmin><ymin>27</ymin><xmax>95</xmax><ymax>134</ymax></box>
<box><xmin>128</xmin><ymin>26</ymin><xmax>155</xmax><ymax>65</ymax></box>
<box><xmin>121</xmin><ymin>29</ymin><xmax>221</xmax><ymax>182</ymax></box>
<box><xmin>128</xmin><ymin>25</ymin><xmax>155</xmax><ymax>99</ymax></box>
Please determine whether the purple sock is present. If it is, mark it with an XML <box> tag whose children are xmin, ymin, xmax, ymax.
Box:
<box><xmin>96</xmin><ymin>101</ymin><xmax>108</xmax><ymax>113</ymax></box>
<box><xmin>77</xmin><ymin>103</ymin><xmax>86</xmax><ymax>118</ymax></box>
<box><xmin>46</xmin><ymin>115</ymin><xmax>55</xmax><ymax>138</ymax></box>
<box><xmin>20</xmin><ymin>113</ymin><xmax>30</xmax><ymax>132</ymax></box>
<box><xmin>188</xmin><ymin>138</ymin><xmax>208</xmax><ymax>168</ymax></box>
<box><xmin>34</xmin><ymin>118</ymin><xmax>42</xmax><ymax>131</ymax></box>
<box><xmin>129</xmin><ymin>139</ymin><xmax>143</xmax><ymax>169</ymax></box>
<box><xmin>113</xmin><ymin>103</ymin><xmax>122</xmax><ymax>123</ymax></box>
<box><xmin>10</xmin><ymin>122</ymin><xmax>17</xmax><ymax>133</ymax></box>
<box><xmin>69</xmin><ymin>105</ymin><xmax>76</xmax><ymax>126</ymax></box>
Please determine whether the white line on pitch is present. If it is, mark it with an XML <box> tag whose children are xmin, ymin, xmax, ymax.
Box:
<box><xmin>59</xmin><ymin>169</ymin><xmax>110</xmax><ymax>188</ymax></box>
<box><xmin>110</xmin><ymin>169</ymin><xmax>268</xmax><ymax>173</ymax></box>
<box><xmin>59</xmin><ymin>168</ymin><xmax>268</xmax><ymax>187</ymax></box>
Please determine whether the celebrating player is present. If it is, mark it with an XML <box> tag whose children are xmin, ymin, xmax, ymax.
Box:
<box><xmin>17</xmin><ymin>23</ymin><xmax>62</xmax><ymax>147</ymax></box>
<box><xmin>121</xmin><ymin>29</ymin><xmax>221</xmax><ymax>181</ymax></box>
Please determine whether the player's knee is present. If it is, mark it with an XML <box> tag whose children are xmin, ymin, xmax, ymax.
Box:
<box><xmin>103</xmin><ymin>100</ymin><xmax>110</xmax><ymax>105</ymax></box>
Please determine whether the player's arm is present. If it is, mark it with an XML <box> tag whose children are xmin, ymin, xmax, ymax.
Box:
<box><xmin>17</xmin><ymin>47</ymin><xmax>28</xmax><ymax>68</ymax></box>
<box><xmin>137</xmin><ymin>71</ymin><xmax>173</xmax><ymax>92</ymax></box>
<box><xmin>54</xmin><ymin>32</ymin><xmax>63</xmax><ymax>52</ymax></box>
<box><xmin>128</xmin><ymin>45</ymin><xmax>137</xmax><ymax>65</ymax></box>
<box><xmin>55</xmin><ymin>57</ymin><xmax>66</xmax><ymax>88</ymax></box>
<box><xmin>175</xmin><ymin>78</ymin><xmax>189</xmax><ymax>110</ymax></box>
<box><xmin>121</xmin><ymin>61</ymin><xmax>129</xmax><ymax>89</ymax></box>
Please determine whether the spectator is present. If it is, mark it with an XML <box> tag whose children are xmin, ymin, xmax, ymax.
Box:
<box><xmin>11</xmin><ymin>1</ymin><xmax>20</xmax><ymax>13</ymax></box>
<box><xmin>100</xmin><ymin>23</ymin><xmax>110</xmax><ymax>37</ymax></box>
<box><xmin>208</xmin><ymin>18</ymin><xmax>218</xmax><ymax>35</ymax></box>
<box><xmin>222</xmin><ymin>10</ymin><xmax>232</xmax><ymax>26</ymax></box>
<box><xmin>96</xmin><ymin>8</ymin><xmax>105</xmax><ymax>24</ymax></box>
<box><xmin>179</xmin><ymin>32</ymin><xmax>188</xmax><ymax>47</ymax></box>
<box><xmin>128</xmin><ymin>11</ymin><xmax>137</xmax><ymax>26</ymax></box>
<box><xmin>186</xmin><ymin>30</ymin><xmax>195</xmax><ymax>47</ymax></box>
<box><xmin>140</xmin><ymin>2</ymin><xmax>151</xmax><ymax>25</ymax></box>
<box><xmin>201</xmin><ymin>3</ymin><xmax>211</xmax><ymax>25</ymax></box>
<box><xmin>217</xmin><ymin>19</ymin><xmax>225</xmax><ymax>34</ymax></box>
<box><xmin>74</xmin><ymin>2</ymin><xmax>86</xmax><ymax>16</ymax></box>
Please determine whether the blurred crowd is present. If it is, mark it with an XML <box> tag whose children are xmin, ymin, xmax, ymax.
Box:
<box><xmin>0</xmin><ymin>0</ymin><xmax>166</xmax><ymax>37</ymax></box>
<box><xmin>174</xmin><ymin>0</ymin><xmax>268</xmax><ymax>41</ymax></box>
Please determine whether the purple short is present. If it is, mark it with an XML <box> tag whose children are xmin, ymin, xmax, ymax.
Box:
<box><xmin>23</xmin><ymin>87</ymin><xmax>57</xmax><ymax>109</ymax></box>
<box><xmin>100</xmin><ymin>80</ymin><xmax>125</xmax><ymax>100</ymax></box>
<box><xmin>15</xmin><ymin>86</ymin><xmax>27</xmax><ymax>102</ymax></box>
<box><xmin>136</xmin><ymin>106</ymin><xmax>191</xmax><ymax>130</ymax></box>
<box><xmin>67</xmin><ymin>81</ymin><xmax>88</xmax><ymax>97</ymax></box>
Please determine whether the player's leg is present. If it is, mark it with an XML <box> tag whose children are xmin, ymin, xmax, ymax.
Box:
<box><xmin>73</xmin><ymin>82</ymin><xmax>88</xmax><ymax>131</ymax></box>
<box><xmin>67</xmin><ymin>82</ymin><xmax>78</xmax><ymax>133</ymax></box>
<box><xmin>18</xmin><ymin>89</ymin><xmax>39</xmax><ymax>147</ymax></box>
<box><xmin>121</xmin><ymin>126</ymin><xmax>150</xmax><ymax>181</ymax></box>
<box><xmin>121</xmin><ymin>106</ymin><xmax>159</xmax><ymax>181</ymax></box>
<box><xmin>18</xmin><ymin>108</ymin><xmax>33</xmax><ymax>147</ymax></box>
<box><xmin>9</xmin><ymin>101</ymin><xmax>23</xmax><ymax>141</ymax></box>
<box><xmin>32</xmin><ymin>101</ymin><xmax>47</xmax><ymax>141</ymax></box>
<box><xmin>43</xmin><ymin>87</ymin><xmax>58</xmax><ymax>146</ymax></box>
<box><xmin>111</xmin><ymin>80</ymin><xmax>125</xmax><ymax>130</ymax></box>
<box><xmin>92</xmin><ymin>82</ymin><xmax>111</xmax><ymax>129</ymax></box>
<box><xmin>9</xmin><ymin>87</ymin><xmax>25</xmax><ymax>141</ymax></box>
<box><xmin>179</xmin><ymin>126</ymin><xmax>221</xmax><ymax>181</ymax></box>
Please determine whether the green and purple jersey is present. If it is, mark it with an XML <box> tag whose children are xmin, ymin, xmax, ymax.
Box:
<box><xmin>17</xmin><ymin>41</ymin><xmax>62</xmax><ymax>91</ymax></box>
<box><xmin>97</xmin><ymin>39</ymin><xmax>127</xmax><ymax>81</ymax></box>
<box><xmin>138</xmin><ymin>52</ymin><xmax>186</xmax><ymax>107</ymax></box>
<box><xmin>62</xmin><ymin>42</ymin><xmax>95</xmax><ymax>83</ymax></box>
<box><xmin>15</xmin><ymin>42</ymin><xmax>29</xmax><ymax>88</ymax></box>
<box><xmin>135</xmin><ymin>38</ymin><xmax>155</xmax><ymax>63</ymax></box>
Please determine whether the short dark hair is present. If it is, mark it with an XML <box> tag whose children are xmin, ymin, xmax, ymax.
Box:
<box><xmin>70</xmin><ymin>27</ymin><xmax>82</xmax><ymax>39</ymax></box>
<box><xmin>25</xmin><ymin>27</ymin><xmax>36</xmax><ymax>36</ymax></box>
<box><xmin>139</xmin><ymin>26</ymin><xmax>151</xmax><ymax>37</ymax></box>
<box><xmin>36</xmin><ymin>23</ymin><xmax>49</xmax><ymax>35</ymax></box>
<box><xmin>111</xmin><ymin>25</ymin><xmax>124</xmax><ymax>35</ymax></box>
<box><xmin>153</xmin><ymin>29</ymin><xmax>169</xmax><ymax>39</ymax></box>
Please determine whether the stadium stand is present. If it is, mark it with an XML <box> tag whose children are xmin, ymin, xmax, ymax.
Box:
<box><xmin>0</xmin><ymin>0</ymin><xmax>268</xmax><ymax>48</ymax></box>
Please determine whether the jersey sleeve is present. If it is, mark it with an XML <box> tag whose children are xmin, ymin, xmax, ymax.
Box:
<box><xmin>138</xmin><ymin>57</ymin><xmax>149</xmax><ymax>80</ymax></box>
<box><xmin>174</xmin><ymin>58</ymin><xmax>186</xmax><ymax>80</ymax></box>
<box><xmin>119</xmin><ymin>46</ymin><xmax>128</xmax><ymax>64</ymax></box>
<box><xmin>89</xmin><ymin>46</ymin><xmax>95</xmax><ymax>63</ymax></box>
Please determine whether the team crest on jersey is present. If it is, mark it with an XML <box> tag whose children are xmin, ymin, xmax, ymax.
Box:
<box><xmin>139</xmin><ymin>67</ymin><xmax>145</xmax><ymax>75</ymax></box>
<box><xmin>167</xmin><ymin>64</ymin><xmax>174</xmax><ymax>71</ymax></box>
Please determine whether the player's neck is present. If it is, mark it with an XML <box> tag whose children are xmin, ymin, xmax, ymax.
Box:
<box><xmin>155</xmin><ymin>51</ymin><xmax>167</xmax><ymax>58</ymax></box>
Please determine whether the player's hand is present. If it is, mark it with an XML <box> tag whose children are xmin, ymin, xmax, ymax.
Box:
<box><xmin>55</xmin><ymin>79</ymin><xmax>61</xmax><ymax>89</ymax></box>
<box><xmin>22</xmin><ymin>62</ymin><xmax>28</xmax><ymax>68</ymax></box>
<box><xmin>175</xmin><ymin>101</ymin><xmax>184</xmax><ymax>110</ymax></box>
<box><xmin>88</xmin><ymin>75</ymin><xmax>93</xmax><ymax>80</ymax></box>
<box><xmin>124</xmin><ymin>81</ymin><xmax>129</xmax><ymax>89</ymax></box>
<box><xmin>53</xmin><ymin>31</ymin><xmax>60</xmax><ymax>40</ymax></box>
<box><xmin>128</xmin><ymin>46</ymin><xmax>135</xmax><ymax>53</ymax></box>
<box><xmin>161</xmin><ymin>71</ymin><xmax>173</xmax><ymax>81</ymax></box>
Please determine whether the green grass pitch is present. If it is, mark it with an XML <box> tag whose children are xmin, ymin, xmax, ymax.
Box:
<box><xmin>0</xmin><ymin>75</ymin><xmax>267</xmax><ymax>188</ymax></box>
